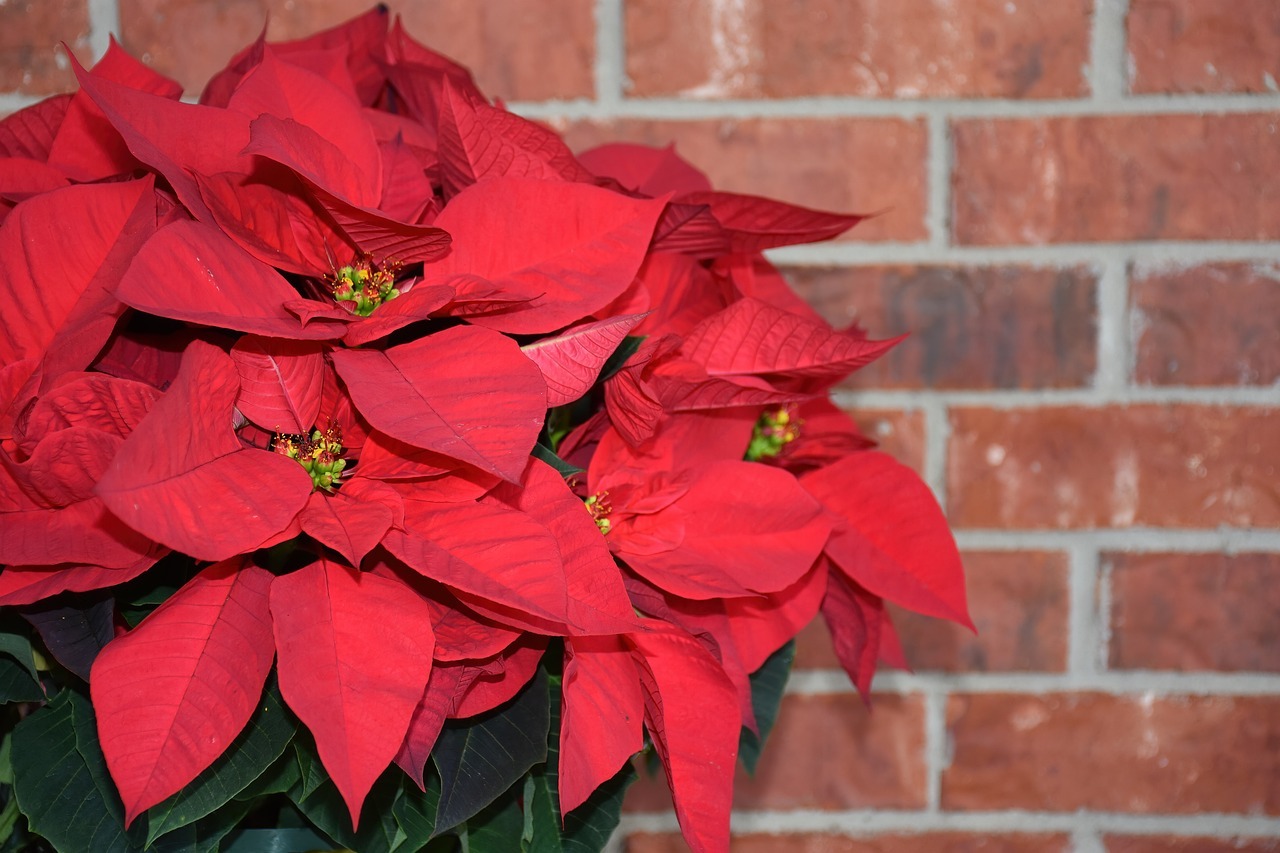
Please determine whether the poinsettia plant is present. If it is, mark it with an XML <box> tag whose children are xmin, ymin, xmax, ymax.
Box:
<box><xmin>0</xmin><ymin>7</ymin><xmax>971</xmax><ymax>853</ymax></box>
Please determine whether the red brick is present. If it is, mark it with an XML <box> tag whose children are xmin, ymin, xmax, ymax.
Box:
<box><xmin>561</xmin><ymin>118</ymin><xmax>928</xmax><ymax>243</ymax></box>
<box><xmin>786</xmin><ymin>266</ymin><xmax>1097</xmax><ymax>389</ymax></box>
<box><xmin>1105</xmin><ymin>836</ymin><xmax>1280</xmax><ymax>853</ymax></box>
<box><xmin>1128</xmin><ymin>0</ymin><xmax>1280</xmax><ymax>94</ymax></box>
<box><xmin>851</xmin><ymin>408</ymin><xmax>926</xmax><ymax>474</ymax></box>
<box><xmin>119</xmin><ymin>0</ymin><xmax>594</xmax><ymax>100</ymax></box>
<box><xmin>1107</xmin><ymin>552</ymin><xmax>1280</xmax><ymax>672</ymax></box>
<box><xmin>1132</xmin><ymin>262</ymin><xmax>1280</xmax><ymax>386</ymax></box>
<box><xmin>944</xmin><ymin>693</ymin><xmax>1280</xmax><ymax>813</ymax></box>
<box><xmin>796</xmin><ymin>551</ymin><xmax>1069</xmax><ymax>673</ymax></box>
<box><xmin>624</xmin><ymin>0</ymin><xmax>1090</xmax><ymax>100</ymax></box>
<box><xmin>627</xmin><ymin>832</ymin><xmax>1072</xmax><ymax>853</ymax></box>
<box><xmin>952</xmin><ymin>115</ymin><xmax>1280</xmax><ymax>244</ymax></box>
<box><xmin>625</xmin><ymin>694</ymin><xmax>927</xmax><ymax>812</ymax></box>
<box><xmin>947</xmin><ymin>406</ymin><xmax>1280</xmax><ymax>529</ymax></box>
<box><xmin>0</xmin><ymin>0</ymin><xmax>92</xmax><ymax>95</ymax></box>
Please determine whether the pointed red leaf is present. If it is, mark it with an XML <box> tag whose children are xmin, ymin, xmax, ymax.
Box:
<box><xmin>489</xmin><ymin>458</ymin><xmax>638</xmax><ymax>634</ymax></box>
<box><xmin>298</xmin><ymin>487</ymin><xmax>393</xmax><ymax>568</ymax></box>
<box><xmin>521</xmin><ymin>313</ymin><xmax>646</xmax><ymax>407</ymax></box>
<box><xmin>681</xmin><ymin>190</ymin><xmax>867</xmax><ymax>252</ymax></box>
<box><xmin>725</xmin><ymin>559</ymin><xmax>829</xmax><ymax>673</ymax></box>
<box><xmin>437</xmin><ymin>81</ymin><xmax>593</xmax><ymax>198</ymax></box>
<box><xmin>802</xmin><ymin>451</ymin><xmax>973</xmax><ymax>630</ymax></box>
<box><xmin>821</xmin><ymin>570</ymin><xmax>884</xmax><ymax>702</ymax></box>
<box><xmin>17</xmin><ymin>372</ymin><xmax>158</xmax><ymax>455</ymax></box>
<box><xmin>117</xmin><ymin>220</ymin><xmax>346</xmax><ymax>340</ymax></box>
<box><xmin>628</xmin><ymin>623</ymin><xmax>738</xmax><ymax>853</ymax></box>
<box><xmin>383</xmin><ymin>498</ymin><xmax>578</xmax><ymax>634</ymax></box>
<box><xmin>228</xmin><ymin>50</ymin><xmax>381</xmax><ymax>205</ymax></box>
<box><xmin>48</xmin><ymin>39</ymin><xmax>182</xmax><ymax>183</ymax></box>
<box><xmin>0</xmin><ymin>94</ymin><xmax>70</xmax><ymax>160</ymax></box>
<box><xmin>0</xmin><ymin>178</ymin><xmax>154</xmax><ymax>423</ymax></box>
<box><xmin>0</xmin><ymin>157</ymin><xmax>68</xmax><ymax>201</ymax></box>
<box><xmin>339</xmin><ymin>283</ymin><xmax>456</xmax><ymax>347</ymax></box>
<box><xmin>613</xmin><ymin>461</ymin><xmax>830</xmax><ymax>601</ymax></box>
<box><xmin>96</xmin><ymin>340</ymin><xmax>313</xmax><ymax>561</ymax></box>
<box><xmin>71</xmin><ymin>59</ymin><xmax>251</xmax><ymax>223</ymax></box>
<box><xmin>427</xmin><ymin>177</ymin><xmax>666</xmax><ymax>334</ymax></box>
<box><xmin>377</xmin><ymin>134</ymin><xmax>434</xmax><ymax>222</ymax></box>
<box><xmin>559</xmin><ymin>636</ymin><xmax>644</xmax><ymax>813</ymax></box>
<box><xmin>452</xmin><ymin>638</ymin><xmax>547</xmax><ymax>718</ymax></box>
<box><xmin>229</xmin><ymin>337</ymin><xmax>324</xmax><ymax>433</ymax></box>
<box><xmin>681</xmin><ymin>297</ymin><xmax>900</xmax><ymax>394</ymax></box>
<box><xmin>578</xmin><ymin>142</ymin><xmax>713</xmax><ymax>197</ymax></box>
<box><xmin>91</xmin><ymin>560</ymin><xmax>275</xmax><ymax>825</ymax></box>
<box><xmin>330</xmin><ymin>325</ymin><xmax>545</xmax><ymax>482</ymax></box>
<box><xmin>271</xmin><ymin>559</ymin><xmax>434</xmax><ymax>826</ymax></box>
<box><xmin>0</xmin><ymin>557</ymin><xmax>158</xmax><ymax>607</ymax></box>
<box><xmin>393</xmin><ymin>663</ymin><xmax>467</xmax><ymax>787</ymax></box>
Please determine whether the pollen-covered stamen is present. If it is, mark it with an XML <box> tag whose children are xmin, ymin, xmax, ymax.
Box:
<box><xmin>584</xmin><ymin>491</ymin><xmax>613</xmax><ymax>535</ymax></box>
<box><xmin>274</xmin><ymin>422</ymin><xmax>347</xmax><ymax>492</ymax></box>
<box><xmin>328</xmin><ymin>253</ymin><xmax>402</xmax><ymax>317</ymax></box>
<box><xmin>746</xmin><ymin>405</ymin><xmax>802</xmax><ymax>461</ymax></box>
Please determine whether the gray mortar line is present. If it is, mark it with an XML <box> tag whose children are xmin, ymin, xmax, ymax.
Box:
<box><xmin>593</xmin><ymin>0</ymin><xmax>626</xmax><ymax>108</ymax></box>
<box><xmin>620</xmin><ymin>809</ymin><xmax>1280</xmax><ymax>837</ymax></box>
<box><xmin>951</xmin><ymin>529</ymin><xmax>1280</xmax><ymax>552</ymax></box>
<box><xmin>1072</xmin><ymin>830</ymin><xmax>1107</xmax><ymax>853</ymax></box>
<box><xmin>765</xmin><ymin>241</ymin><xmax>1280</xmax><ymax>267</ymax></box>
<box><xmin>511</xmin><ymin>92</ymin><xmax>1280</xmax><ymax>121</ymax></box>
<box><xmin>86</xmin><ymin>0</ymin><xmax>122</xmax><ymax>61</ymax></box>
<box><xmin>925</xmin><ymin>114</ymin><xmax>951</xmax><ymax>249</ymax></box>
<box><xmin>922</xmin><ymin>688</ymin><xmax>947</xmax><ymax>812</ymax></box>
<box><xmin>922</xmin><ymin>398</ymin><xmax>950</xmax><ymax>508</ymax></box>
<box><xmin>1067</xmin><ymin>544</ymin><xmax>1102</xmax><ymax>675</ymax></box>
<box><xmin>1087</xmin><ymin>0</ymin><xmax>1131</xmax><ymax>101</ymax></box>
<box><xmin>829</xmin><ymin>386</ymin><xmax>1280</xmax><ymax>409</ymax></box>
<box><xmin>787</xmin><ymin>669</ymin><xmax>1280</xmax><ymax>697</ymax></box>
<box><xmin>1093</xmin><ymin>256</ymin><xmax>1132</xmax><ymax>391</ymax></box>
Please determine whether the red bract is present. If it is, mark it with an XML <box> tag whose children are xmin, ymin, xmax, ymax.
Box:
<box><xmin>0</xmin><ymin>11</ymin><xmax>970</xmax><ymax>853</ymax></box>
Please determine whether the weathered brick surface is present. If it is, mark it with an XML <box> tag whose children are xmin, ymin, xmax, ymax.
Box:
<box><xmin>851</xmin><ymin>408</ymin><xmax>926</xmax><ymax>474</ymax></box>
<box><xmin>624</xmin><ymin>0</ymin><xmax>1090</xmax><ymax>100</ymax></box>
<box><xmin>943</xmin><ymin>693</ymin><xmax>1280</xmax><ymax>813</ymax></box>
<box><xmin>952</xmin><ymin>115</ymin><xmax>1280</xmax><ymax>244</ymax></box>
<box><xmin>786</xmin><ymin>265</ymin><xmax>1098</xmax><ymax>389</ymax></box>
<box><xmin>794</xmin><ymin>551</ymin><xmax>1069</xmax><ymax>673</ymax></box>
<box><xmin>625</xmin><ymin>694</ymin><xmax>927</xmax><ymax>812</ymax></box>
<box><xmin>1132</xmin><ymin>262</ymin><xmax>1280</xmax><ymax>386</ymax></box>
<box><xmin>0</xmin><ymin>0</ymin><xmax>92</xmax><ymax>95</ymax></box>
<box><xmin>628</xmin><ymin>832</ymin><xmax>1073</xmax><ymax>852</ymax></box>
<box><xmin>1107</xmin><ymin>552</ymin><xmax>1280</xmax><ymax>672</ymax></box>
<box><xmin>561</xmin><ymin>118</ymin><xmax>928</xmax><ymax>243</ymax></box>
<box><xmin>1105</xmin><ymin>836</ymin><xmax>1280</xmax><ymax>853</ymax></box>
<box><xmin>947</xmin><ymin>406</ymin><xmax>1280</xmax><ymax>529</ymax></box>
<box><xmin>119</xmin><ymin>0</ymin><xmax>594</xmax><ymax>99</ymax></box>
<box><xmin>1128</xmin><ymin>0</ymin><xmax>1280</xmax><ymax>94</ymax></box>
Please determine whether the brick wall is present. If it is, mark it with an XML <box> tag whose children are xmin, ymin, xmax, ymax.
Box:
<box><xmin>4</xmin><ymin>1</ymin><xmax>1278</xmax><ymax>851</ymax></box>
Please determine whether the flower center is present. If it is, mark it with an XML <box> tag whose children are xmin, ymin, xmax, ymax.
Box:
<box><xmin>274</xmin><ymin>422</ymin><xmax>347</xmax><ymax>491</ymax></box>
<box><xmin>584</xmin><ymin>491</ymin><xmax>613</xmax><ymax>535</ymax></box>
<box><xmin>328</xmin><ymin>254</ymin><xmax>402</xmax><ymax>317</ymax></box>
<box><xmin>746</xmin><ymin>406</ymin><xmax>801</xmax><ymax>461</ymax></box>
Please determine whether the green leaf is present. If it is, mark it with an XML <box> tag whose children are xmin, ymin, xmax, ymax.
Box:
<box><xmin>0</xmin><ymin>788</ymin><xmax>19</xmax><ymax>848</ymax></box>
<box><xmin>0</xmin><ymin>630</ymin><xmax>42</xmax><ymax>704</ymax></box>
<box><xmin>531</xmin><ymin>443</ymin><xmax>584</xmax><ymax>478</ymax></box>
<box><xmin>525</xmin><ymin>668</ymin><xmax>635</xmax><ymax>853</ymax></box>
<box><xmin>0</xmin><ymin>632</ymin><xmax>39</xmax><ymax>687</ymax></box>
<box><xmin>148</xmin><ymin>799</ymin><xmax>254</xmax><ymax>853</ymax></box>
<box><xmin>288</xmin><ymin>740</ymin><xmax>404</xmax><ymax>853</ymax></box>
<box><xmin>219</xmin><ymin>826</ymin><xmax>336</xmax><ymax>853</ymax></box>
<box><xmin>598</xmin><ymin>335</ymin><xmax>646</xmax><ymax>383</ymax></box>
<box><xmin>738</xmin><ymin>639</ymin><xmax>795</xmax><ymax>774</ymax></box>
<box><xmin>145</xmin><ymin>675</ymin><xmax>297</xmax><ymax>845</ymax></box>
<box><xmin>432</xmin><ymin>667</ymin><xmax>549</xmax><ymax>835</ymax></box>
<box><xmin>0</xmin><ymin>660</ymin><xmax>43</xmax><ymax>705</ymax></box>
<box><xmin>12</xmin><ymin>689</ymin><xmax>145</xmax><ymax>853</ymax></box>
<box><xmin>390</xmin><ymin>770</ymin><xmax>442</xmax><ymax>853</ymax></box>
<box><xmin>233</xmin><ymin>748</ymin><xmax>302</xmax><ymax>802</ymax></box>
<box><xmin>461</xmin><ymin>790</ymin><xmax>523</xmax><ymax>853</ymax></box>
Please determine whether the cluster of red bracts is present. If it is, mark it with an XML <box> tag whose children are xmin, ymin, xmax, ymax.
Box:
<box><xmin>0</xmin><ymin>8</ymin><xmax>970</xmax><ymax>853</ymax></box>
